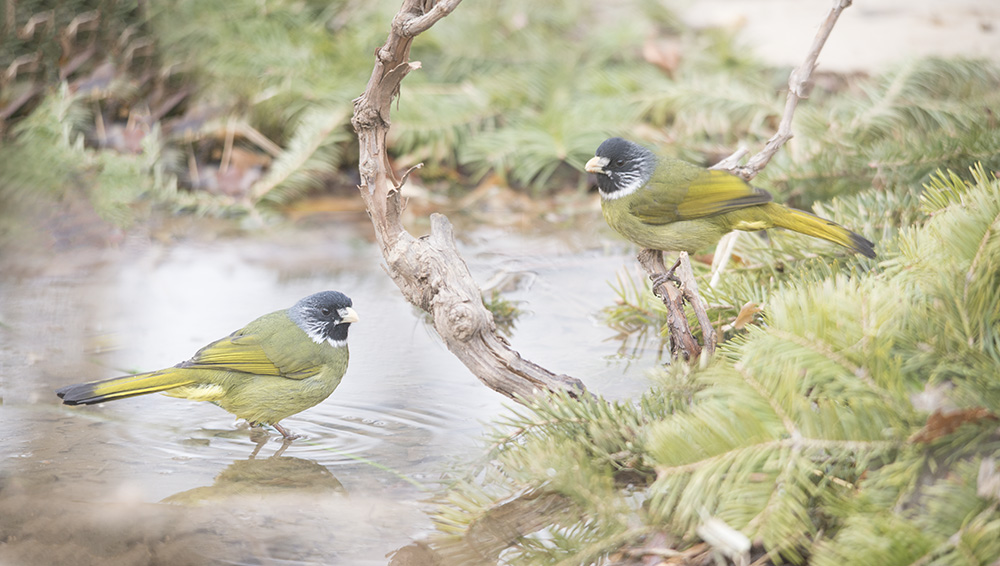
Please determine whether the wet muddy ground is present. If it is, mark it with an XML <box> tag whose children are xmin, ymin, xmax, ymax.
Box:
<box><xmin>0</xmin><ymin>195</ymin><xmax>656</xmax><ymax>565</ymax></box>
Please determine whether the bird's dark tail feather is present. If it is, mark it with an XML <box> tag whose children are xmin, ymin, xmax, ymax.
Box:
<box><xmin>771</xmin><ymin>205</ymin><xmax>876</xmax><ymax>259</ymax></box>
<box><xmin>57</xmin><ymin>370</ymin><xmax>195</xmax><ymax>405</ymax></box>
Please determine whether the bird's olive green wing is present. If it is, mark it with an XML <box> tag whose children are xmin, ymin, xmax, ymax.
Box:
<box><xmin>632</xmin><ymin>168</ymin><xmax>773</xmax><ymax>225</ymax></box>
<box><xmin>178</xmin><ymin>325</ymin><xmax>321</xmax><ymax>380</ymax></box>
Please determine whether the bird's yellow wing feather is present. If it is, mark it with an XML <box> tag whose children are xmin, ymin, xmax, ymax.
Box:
<box><xmin>632</xmin><ymin>169</ymin><xmax>773</xmax><ymax>224</ymax></box>
<box><xmin>179</xmin><ymin>332</ymin><xmax>321</xmax><ymax>380</ymax></box>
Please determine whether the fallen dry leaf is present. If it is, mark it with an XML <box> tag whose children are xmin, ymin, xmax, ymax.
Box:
<box><xmin>909</xmin><ymin>407</ymin><xmax>999</xmax><ymax>444</ymax></box>
<box><xmin>732</xmin><ymin>302</ymin><xmax>762</xmax><ymax>330</ymax></box>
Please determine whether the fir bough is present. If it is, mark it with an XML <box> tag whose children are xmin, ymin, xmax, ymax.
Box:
<box><xmin>423</xmin><ymin>166</ymin><xmax>1000</xmax><ymax>565</ymax></box>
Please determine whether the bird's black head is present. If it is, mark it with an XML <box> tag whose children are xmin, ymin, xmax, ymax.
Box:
<box><xmin>585</xmin><ymin>137</ymin><xmax>657</xmax><ymax>199</ymax></box>
<box><xmin>289</xmin><ymin>291</ymin><xmax>359</xmax><ymax>347</ymax></box>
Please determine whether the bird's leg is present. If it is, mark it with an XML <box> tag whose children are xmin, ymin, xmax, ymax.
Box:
<box><xmin>271</xmin><ymin>422</ymin><xmax>301</xmax><ymax>441</ymax></box>
<box><xmin>666</xmin><ymin>256</ymin><xmax>682</xmax><ymax>281</ymax></box>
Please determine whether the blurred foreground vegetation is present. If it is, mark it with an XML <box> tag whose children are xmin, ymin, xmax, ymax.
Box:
<box><xmin>4</xmin><ymin>1</ymin><xmax>1000</xmax><ymax>565</ymax></box>
<box><xmin>417</xmin><ymin>166</ymin><xmax>1000</xmax><ymax>565</ymax></box>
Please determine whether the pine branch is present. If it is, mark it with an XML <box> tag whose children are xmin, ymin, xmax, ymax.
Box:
<box><xmin>735</xmin><ymin>362</ymin><xmax>799</xmax><ymax>438</ymax></box>
<box><xmin>423</xmin><ymin>167</ymin><xmax>1000</xmax><ymax>565</ymax></box>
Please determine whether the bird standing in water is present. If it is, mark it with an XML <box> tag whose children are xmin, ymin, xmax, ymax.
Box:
<box><xmin>57</xmin><ymin>290</ymin><xmax>359</xmax><ymax>440</ymax></box>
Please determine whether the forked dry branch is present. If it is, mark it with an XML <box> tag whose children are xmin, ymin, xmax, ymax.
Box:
<box><xmin>351</xmin><ymin>0</ymin><xmax>586</xmax><ymax>401</ymax></box>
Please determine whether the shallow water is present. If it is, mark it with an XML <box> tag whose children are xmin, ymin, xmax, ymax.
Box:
<box><xmin>0</xmin><ymin>205</ymin><xmax>658</xmax><ymax>565</ymax></box>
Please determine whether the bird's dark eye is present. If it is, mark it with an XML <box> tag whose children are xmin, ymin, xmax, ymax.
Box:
<box><xmin>321</xmin><ymin>307</ymin><xmax>331</xmax><ymax>316</ymax></box>
<box><xmin>615</xmin><ymin>159</ymin><xmax>625</xmax><ymax>167</ymax></box>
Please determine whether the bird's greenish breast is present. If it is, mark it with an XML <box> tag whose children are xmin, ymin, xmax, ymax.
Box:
<box><xmin>215</xmin><ymin>311</ymin><xmax>350</xmax><ymax>424</ymax></box>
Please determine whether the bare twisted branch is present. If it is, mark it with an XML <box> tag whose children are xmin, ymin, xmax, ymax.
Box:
<box><xmin>351</xmin><ymin>0</ymin><xmax>586</xmax><ymax>401</ymax></box>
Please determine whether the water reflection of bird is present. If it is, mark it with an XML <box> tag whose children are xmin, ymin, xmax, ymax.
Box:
<box><xmin>162</xmin><ymin>455</ymin><xmax>344</xmax><ymax>504</ymax></box>
<box><xmin>586</xmin><ymin>137</ymin><xmax>876</xmax><ymax>263</ymax></box>
<box><xmin>56</xmin><ymin>291</ymin><xmax>359</xmax><ymax>440</ymax></box>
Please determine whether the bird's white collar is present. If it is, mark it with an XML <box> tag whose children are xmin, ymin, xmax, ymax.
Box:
<box><xmin>600</xmin><ymin>173</ymin><xmax>645</xmax><ymax>200</ymax></box>
<box><xmin>303</xmin><ymin>324</ymin><xmax>348</xmax><ymax>348</ymax></box>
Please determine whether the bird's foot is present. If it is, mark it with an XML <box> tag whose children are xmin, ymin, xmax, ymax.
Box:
<box><xmin>247</xmin><ymin>422</ymin><xmax>297</xmax><ymax>458</ymax></box>
<box><xmin>650</xmin><ymin>268</ymin><xmax>682</xmax><ymax>295</ymax></box>
<box><xmin>271</xmin><ymin>422</ymin><xmax>301</xmax><ymax>441</ymax></box>
<box><xmin>645</xmin><ymin>255</ymin><xmax>683</xmax><ymax>297</ymax></box>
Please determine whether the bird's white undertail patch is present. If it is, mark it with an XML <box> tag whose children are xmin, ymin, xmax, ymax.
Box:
<box><xmin>733</xmin><ymin>220</ymin><xmax>769</xmax><ymax>231</ymax></box>
<box><xmin>164</xmin><ymin>383</ymin><xmax>226</xmax><ymax>401</ymax></box>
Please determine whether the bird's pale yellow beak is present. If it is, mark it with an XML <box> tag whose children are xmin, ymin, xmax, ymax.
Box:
<box><xmin>585</xmin><ymin>156</ymin><xmax>609</xmax><ymax>174</ymax></box>
<box><xmin>341</xmin><ymin>307</ymin><xmax>360</xmax><ymax>324</ymax></box>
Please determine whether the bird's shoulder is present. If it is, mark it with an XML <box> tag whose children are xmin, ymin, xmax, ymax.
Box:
<box><xmin>635</xmin><ymin>159</ymin><xmax>772</xmax><ymax>223</ymax></box>
<box><xmin>180</xmin><ymin>310</ymin><xmax>326</xmax><ymax>380</ymax></box>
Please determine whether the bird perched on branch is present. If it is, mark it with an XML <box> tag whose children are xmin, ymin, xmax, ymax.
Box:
<box><xmin>585</xmin><ymin>137</ymin><xmax>875</xmax><ymax>265</ymax></box>
<box><xmin>56</xmin><ymin>291</ymin><xmax>359</xmax><ymax>440</ymax></box>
